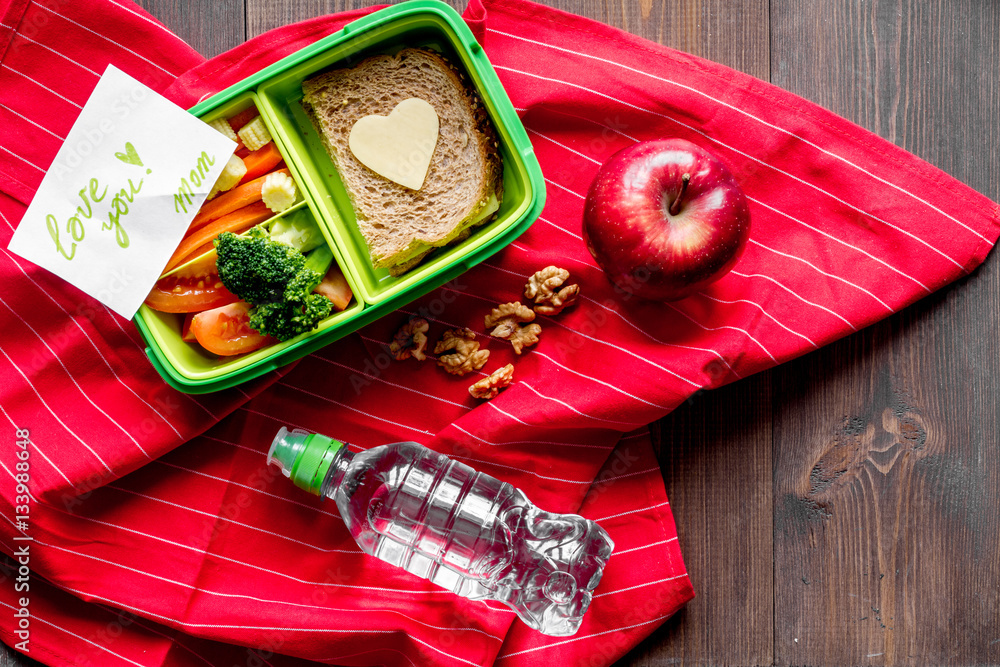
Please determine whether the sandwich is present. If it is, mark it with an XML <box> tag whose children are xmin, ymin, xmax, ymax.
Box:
<box><xmin>301</xmin><ymin>48</ymin><xmax>503</xmax><ymax>276</ymax></box>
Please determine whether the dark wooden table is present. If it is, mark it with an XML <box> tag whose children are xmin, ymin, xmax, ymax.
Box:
<box><xmin>4</xmin><ymin>1</ymin><xmax>999</xmax><ymax>666</ymax></box>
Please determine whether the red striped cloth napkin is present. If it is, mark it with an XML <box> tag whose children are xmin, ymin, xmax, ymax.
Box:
<box><xmin>1</xmin><ymin>0</ymin><xmax>997</xmax><ymax>666</ymax></box>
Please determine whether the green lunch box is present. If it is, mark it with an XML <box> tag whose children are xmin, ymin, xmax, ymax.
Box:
<box><xmin>132</xmin><ymin>0</ymin><xmax>546</xmax><ymax>394</ymax></box>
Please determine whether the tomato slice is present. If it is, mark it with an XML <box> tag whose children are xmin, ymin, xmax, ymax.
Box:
<box><xmin>144</xmin><ymin>253</ymin><xmax>238</xmax><ymax>313</ymax></box>
<box><xmin>180</xmin><ymin>313</ymin><xmax>197</xmax><ymax>343</ymax></box>
<box><xmin>314</xmin><ymin>264</ymin><xmax>354</xmax><ymax>312</ymax></box>
<box><xmin>190</xmin><ymin>301</ymin><xmax>275</xmax><ymax>356</ymax></box>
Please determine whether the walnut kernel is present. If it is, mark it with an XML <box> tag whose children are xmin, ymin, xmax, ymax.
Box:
<box><xmin>389</xmin><ymin>318</ymin><xmax>429</xmax><ymax>361</ymax></box>
<box><xmin>434</xmin><ymin>328</ymin><xmax>490</xmax><ymax>376</ymax></box>
<box><xmin>469</xmin><ymin>364</ymin><xmax>514</xmax><ymax>400</ymax></box>
<box><xmin>525</xmin><ymin>266</ymin><xmax>580</xmax><ymax>315</ymax></box>
<box><xmin>508</xmin><ymin>323</ymin><xmax>541</xmax><ymax>354</ymax></box>
<box><xmin>484</xmin><ymin>302</ymin><xmax>535</xmax><ymax>337</ymax></box>
<box><xmin>484</xmin><ymin>302</ymin><xmax>541</xmax><ymax>354</ymax></box>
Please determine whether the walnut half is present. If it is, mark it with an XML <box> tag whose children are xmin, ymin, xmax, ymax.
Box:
<box><xmin>525</xmin><ymin>266</ymin><xmax>580</xmax><ymax>315</ymax></box>
<box><xmin>469</xmin><ymin>364</ymin><xmax>514</xmax><ymax>400</ymax></box>
<box><xmin>389</xmin><ymin>318</ymin><xmax>429</xmax><ymax>361</ymax></box>
<box><xmin>485</xmin><ymin>302</ymin><xmax>542</xmax><ymax>354</ymax></box>
<box><xmin>434</xmin><ymin>328</ymin><xmax>490</xmax><ymax>376</ymax></box>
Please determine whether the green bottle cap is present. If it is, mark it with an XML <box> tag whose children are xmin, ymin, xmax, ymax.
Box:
<box><xmin>268</xmin><ymin>427</ymin><xmax>344</xmax><ymax>496</ymax></box>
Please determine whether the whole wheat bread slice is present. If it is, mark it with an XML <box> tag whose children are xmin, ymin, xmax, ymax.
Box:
<box><xmin>301</xmin><ymin>48</ymin><xmax>503</xmax><ymax>272</ymax></box>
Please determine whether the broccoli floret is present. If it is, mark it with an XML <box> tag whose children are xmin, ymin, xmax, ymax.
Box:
<box><xmin>216</xmin><ymin>227</ymin><xmax>306</xmax><ymax>304</ymax></box>
<box><xmin>215</xmin><ymin>228</ymin><xmax>338</xmax><ymax>342</ymax></box>
<box><xmin>249</xmin><ymin>294</ymin><xmax>332</xmax><ymax>341</ymax></box>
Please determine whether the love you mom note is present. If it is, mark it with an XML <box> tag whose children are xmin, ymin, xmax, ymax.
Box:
<box><xmin>7</xmin><ymin>65</ymin><xmax>236</xmax><ymax>319</ymax></box>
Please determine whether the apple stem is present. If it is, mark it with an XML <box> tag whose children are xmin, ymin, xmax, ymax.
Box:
<box><xmin>669</xmin><ymin>173</ymin><xmax>691</xmax><ymax>216</ymax></box>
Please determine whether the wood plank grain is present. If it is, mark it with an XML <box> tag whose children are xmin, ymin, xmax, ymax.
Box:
<box><xmin>131</xmin><ymin>0</ymin><xmax>245</xmax><ymax>58</ymax></box>
<box><xmin>769</xmin><ymin>1</ymin><xmax>1000</xmax><ymax>665</ymax></box>
<box><xmin>246</xmin><ymin>0</ymin><xmax>467</xmax><ymax>38</ymax></box>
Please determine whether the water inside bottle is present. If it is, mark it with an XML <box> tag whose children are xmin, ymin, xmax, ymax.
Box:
<box><xmin>269</xmin><ymin>428</ymin><xmax>614</xmax><ymax>636</ymax></box>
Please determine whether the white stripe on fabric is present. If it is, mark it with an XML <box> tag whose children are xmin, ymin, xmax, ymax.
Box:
<box><xmin>728</xmin><ymin>269</ymin><xmax>859</xmax><ymax>331</ymax></box>
<box><xmin>59</xmin><ymin>586</ymin><xmax>395</xmax><ymax>634</ymax></box>
<box><xmin>520</xmin><ymin>381</ymin><xmax>646</xmax><ymax>427</ymax></box>
<box><xmin>36</xmin><ymin>3</ymin><xmax>179</xmax><ymax>77</ymax></box>
<box><xmin>592</xmin><ymin>573</ymin><xmax>688</xmax><ymax>598</ymax></box>
<box><xmin>96</xmin><ymin>303</ymin><xmax>221</xmax><ymax>421</ymax></box>
<box><xmin>595</xmin><ymin>500</ymin><xmax>670</xmax><ymax>522</ymax></box>
<box><xmin>238</xmin><ymin>407</ymin><xmax>320</xmax><ymax>437</ymax></box>
<box><xmin>747</xmin><ymin>196</ymin><xmax>932</xmax><ymax>292</ymax></box>
<box><xmin>321</xmin><ymin>647</ymin><xmax>418</xmax><ymax>667</ymax></box>
<box><xmin>314</xmin><ymin>354</ymin><xmax>470</xmax><ymax>410</ymax></box>
<box><xmin>409</xmin><ymin>635</ymin><xmax>486</xmax><ymax>667</ymax></box>
<box><xmin>531</xmin><ymin>350</ymin><xmax>672</xmax><ymax>409</ymax></box>
<box><xmin>4</xmin><ymin>248</ymin><xmax>182</xmax><ymax>436</ymax></box>
<box><xmin>0</xmin><ymin>63</ymin><xmax>83</xmax><ymax>108</ymax></box>
<box><xmin>0</xmin><ymin>101</ymin><xmax>65</xmax><ymax>139</ymax></box>
<box><xmin>500</xmin><ymin>64</ymin><xmax>968</xmax><ymax>270</ymax></box>
<box><xmin>536</xmin><ymin>213</ymin><xmax>584</xmax><ymax>240</ymax></box>
<box><xmin>49</xmin><ymin>510</ymin><xmax>469</xmax><ymax>597</ymax></box>
<box><xmin>665</xmin><ymin>302</ymin><xmax>778</xmax><ymax>361</ymax></box>
<box><xmin>0</xmin><ymin>295</ymin><xmax>149</xmax><ymax>456</ymax></box>
<box><xmin>748</xmin><ymin>238</ymin><xmax>894</xmax><ymax>312</ymax></box>
<box><xmin>0</xmin><ymin>343</ymin><xmax>113</xmax><ymax>473</ymax></box>
<box><xmin>612</xmin><ymin>536</ymin><xmax>678</xmax><ymax>557</ymax></box>
<box><xmin>276</xmin><ymin>381</ymin><xmax>436</xmax><ymax>437</ymax></box>
<box><xmin>495</xmin><ymin>608</ymin><xmax>680</xmax><ymax>660</ymax></box>
<box><xmin>150</xmin><ymin>458</ymin><xmax>342</xmax><ymax>520</ymax></box>
<box><xmin>696</xmin><ymin>293</ymin><xmax>818</xmax><ymax>348</ymax></box>
<box><xmin>61</xmin><ymin>584</ymin><xmax>489</xmax><ymax>667</ymax></box>
<box><xmin>511</xmin><ymin>241</ymin><xmax>600</xmax><ymax>271</ymax></box>
<box><xmin>13</xmin><ymin>31</ymin><xmax>100</xmax><ymax>76</ymax></box>
<box><xmin>540</xmin><ymin>311</ymin><xmax>705</xmax><ymax>388</ymax></box>
<box><xmin>544</xmin><ymin>177</ymin><xmax>586</xmax><ymax>199</ymax></box>
<box><xmin>488</xmin><ymin>27</ymin><xmax>991</xmax><ymax>244</ymax></box>
<box><xmin>106</xmin><ymin>485</ymin><xmax>361</xmax><ymax>554</ymax></box>
<box><xmin>29</xmin><ymin>536</ymin><xmax>504</xmax><ymax>642</ymax></box>
<box><xmin>598</xmin><ymin>466</ymin><xmax>661</xmax><ymax>484</ymax></box>
<box><xmin>0</xmin><ymin>408</ymin><xmax>76</xmax><ymax>488</ymax></box>
<box><xmin>0</xmin><ymin>599</ymin><xmax>149</xmax><ymax>667</ymax></box>
<box><xmin>450</xmin><ymin>423</ymin><xmax>614</xmax><ymax>451</ymax></box>
<box><xmin>528</xmin><ymin>127</ymin><xmax>601</xmax><ymax>164</ymax></box>
<box><xmin>0</xmin><ymin>143</ymin><xmax>45</xmax><ymax>171</ymax></box>
<box><xmin>448</xmin><ymin>452</ymin><xmax>595</xmax><ymax>485</ymax></box>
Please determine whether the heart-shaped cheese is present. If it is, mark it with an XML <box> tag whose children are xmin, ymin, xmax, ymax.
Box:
<box><xmin>348</xmin><ymin>98</ymin><xmax>440</xmax><ymax>190</ymax></box>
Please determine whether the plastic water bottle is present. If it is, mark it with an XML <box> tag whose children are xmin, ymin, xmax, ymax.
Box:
<box><xmin>267</xmin><ymin>427</ymin><xmax>614</xmax><ymax>636</ymax></box>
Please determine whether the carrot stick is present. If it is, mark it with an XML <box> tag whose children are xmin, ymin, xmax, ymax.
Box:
<box><xmin>227</xmin><ymin>108</ymin><xmax>260</xmax><ymax>132</ymax></box>
<box><xmin>166</xmin><ymin>201</ymin><xmax>273</xmax><ymax>273</ymax></box>
<box><xmin>187</xmin><ymin>168</ymin><xmax>290</xmax><ymax>234</ymax></box>
<box><xmin>238</xmin><ymin>142</ymin><xmax>284</xmax><ymax>185</ymax></box>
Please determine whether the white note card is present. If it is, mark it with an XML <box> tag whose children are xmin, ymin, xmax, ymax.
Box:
<box><xmin>7</xmin><ymin>65</ymin><xmax>236</xmax><ymax>319</ymax></box>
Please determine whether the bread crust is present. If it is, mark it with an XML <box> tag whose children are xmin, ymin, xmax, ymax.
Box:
<box><xmin>301</xmin><ymin>48</ymin><xmax>503</xmax><ymax>272</ymax></box>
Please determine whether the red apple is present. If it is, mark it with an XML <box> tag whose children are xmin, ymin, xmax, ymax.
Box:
<box><xmin>582</xmin><ymin>138</ymin><xmax>751</xmax><ymax>302</ymax></box>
